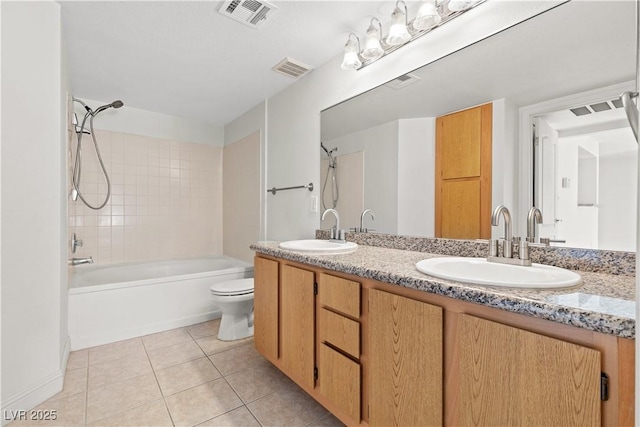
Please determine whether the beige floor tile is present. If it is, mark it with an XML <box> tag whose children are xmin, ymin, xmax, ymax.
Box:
<box><xmin>58</xmin><ymin>367</ymin><xmax>88</xmax><ymax>399</ymax></box>
<box><xmin>195</xmin><ymin>335</ymin><xmax>253</xmax><ymax>356</ymax></box>
<box><xmin>88</xmin><ymin>337</ymin><xmax>146</xmax><ymax>366</ymax></box>
<box><xmin>307</xmin><ymin>412</ymin><xmax>346</xmax><ymax>427</ymax></box>
<box><xmin>86</xmin><ymin>372</ymin><xmax>162</xmax><ymax>423</ymax></box>
<box><xmin>7</xmin><ymin>391</ymin><xmax>86</xmax><ymax>427</ymax></box>
<box><xmin>142</xmin><ymin>327</ymin><xmax>193</xmax><ymax>351</ymax></box>
<box><xmin>88</xmin><ymin>351</ymin><xmax>153</xmax><ymax>390</ymax></box>
<box><xmin>186</xmin><ymin>319</ymin><xmax>220</xmax><ymax>339</ymax></box>
<box><xmin>156</xmin><ymin>356</ymin><xmax>222</xmax><ymax>396</ymax></box>
<box><xmin>164</xmin><ymin>378</ymin><xmax>243</xmax><ymax>427</ymax></box>
<box><xmin>208</xmin><ymin>344</ymin><xmax>267</xmax><ymax>376</ymax></box>
<box><xmin>225</xmin><ymin>360</ymin><xmax>294</xmax><ymax>403</ymax></box>
<box><xmin>247</xmin><ymin>386</ymin><xmax>328</xmax><ymax>427</ymax></box>
<box><xmin>197</xmin><ymin>406</ymin><xmax>260</xmax><ymax>427</ymax></box>
<box><xmin>67</xmin><ymin>349</ymin><xmax>89</xmax><ymax>371</ymax></box>
<box><xmin>87</xmin><ymin>398</ymin><xmax>173</xmax><ymax>427</ymax></box>
<box><xmin>147</xmin><ymin>339</ymin><xmax>205</xmax><ymax>370</ymax></box>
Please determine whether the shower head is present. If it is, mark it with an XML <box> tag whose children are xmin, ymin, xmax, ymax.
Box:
<box><xmin>94</xmin><ymin>100</ymin><xmax>125</xmax><ymax>115</ymax></box>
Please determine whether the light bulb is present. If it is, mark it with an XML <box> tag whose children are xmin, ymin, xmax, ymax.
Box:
<box><xmin>386</xmin><ymin>2</ymin><xmax>411</xmax><ymax>46</ymax></box>
<box><xmin>413</xmin><ymin>0</ymin><xmax>441</xmax><ymax>31</ymax></box>
<box><xmin>447</xmin><ymin>0</ymin><xmax>480</xmax><ymax>12</ymax></box>
<box><xmin>341</xmin><ymin>35</ymin><xmax>362</xmax><ymax>70</ymax></box>
<box><xmin>362</xmin><ymin>19</ymin><xmax>384</xmax><ymax>61</ymax></box>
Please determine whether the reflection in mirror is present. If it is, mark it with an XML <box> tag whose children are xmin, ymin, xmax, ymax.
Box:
<box><xmin>533</xmin><ymin>97</ymin><xmax>637</xmax><ymax>252</ymax></box>
<box><xmin>320</xmin><ymin>0</ymin><xmax>636</xmax><ymax>251</ymax></box>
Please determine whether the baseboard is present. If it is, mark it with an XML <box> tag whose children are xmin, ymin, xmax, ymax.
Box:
<box><xmin>70</xmin><ymin>310</ymin><xmax>222</xmax><ymax>350</ymax></box>
<box><xmin>1</xmin><ymin>370</ymin><xmax>64</xmax><ymax>427</ymax></box>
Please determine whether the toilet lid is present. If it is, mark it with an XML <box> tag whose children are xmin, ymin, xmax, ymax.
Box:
<box><xmin>210</xmin><ymin>278</ymin><xmax>254</xmax><ymax>296</ymax></box>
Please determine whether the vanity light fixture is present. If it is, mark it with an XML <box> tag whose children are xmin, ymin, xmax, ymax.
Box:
<box><xmin>413</xmin><ymin>0</ymin><xmax>442</xmax><ymax>30</ymax></box>
<box><xmin>340</xmin><ymin>0</ymin><xmax>486</xmax><ymax>71</ymax></box>
<box><xmin>362</xmin><ymin>18</ymin><xmax>385</xmax><ymax>60</ymax></box>
<box><xmin>341</xmin><ymin>32</ymin><xmax>362</xmax><ymax>70</ymax></box>
<box><xmin>386</xmin><ymin>1</ymin><xmax>411</xmax><ymax>46</ymax></box>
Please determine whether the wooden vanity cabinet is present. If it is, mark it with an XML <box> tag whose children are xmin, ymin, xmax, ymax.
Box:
<box><xmin>253</xmin><ymin>255</ymin><xmax>634</xmax><ymax>427</ymax></box>
<box><xmin>456</xmin><ymin>314</ymin><xmax>601</xmax><ymax>426</ymax></box>
<box><xmin>368</xmin><ymin>289</ymin><xmax>443</xmax><ymax>427</ymax></box>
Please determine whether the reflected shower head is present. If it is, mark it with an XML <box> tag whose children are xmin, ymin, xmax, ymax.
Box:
<box><xmin>94</xmin><ymin>100</ymin><xmax>125</xmax><ymax>115</ymax></box>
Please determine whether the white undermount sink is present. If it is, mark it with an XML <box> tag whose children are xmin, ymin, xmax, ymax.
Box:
<box><xmin>415</xmin><ymin>257</ymin><xmax>582</xmax><ymax>289</ymax></box>
<box><xmin>278</xmin><ymin>239</ymin><xmax>358</xmax><ymax>254</ymax></box>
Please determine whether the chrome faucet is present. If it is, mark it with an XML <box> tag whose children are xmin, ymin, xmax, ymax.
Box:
<box><xmin>68</xmin><ymin>257</ymin><xmax>93</xmax><ymax>266</ymax></box>
<box><xmin>491</xmin><ymin>204</ymin><xmax>513</xmax><ymax>258</ymax></box>
<box><xmin>71</xmin><ymin>233</ymin><xmax>83</xmax><ymax>254</ymax></box>
<box><xmin>321</xmin><ymin>208</ymin><xmax>344</xmax><ymax>241</ymax></box>
<box><xmin>360</xmin><ymin>209</ymin><xmax>375</xmax><ymax>232</ymax></box>
<box><xmin>526</xmin><ymin>207</ymin><xmax>543</xmax><ymax>243</ymax></box>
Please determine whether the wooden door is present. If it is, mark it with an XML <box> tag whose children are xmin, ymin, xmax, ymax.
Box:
<box><xmin>280</xmin><ymin>264</ymin><xmax>315</xmax><ymax>389</ymax></box>
<box><xmin>368</xmin><ymin>289</ymin><xmax>443</xmax><ymax>427</ymax></box>
<box><xmin>435</xmin><ymin>103</ymin><xmax>492</xmax><ymax>239</ymax></box>
<box><xmin>457</xmin><ymin>314</ymin><xmax>601</xmax><ymax>426</ymax></box>
<box><xmin>253</xmin><ymin>256</ymin><xmax>279</xmax><ymax>363</ymax></box>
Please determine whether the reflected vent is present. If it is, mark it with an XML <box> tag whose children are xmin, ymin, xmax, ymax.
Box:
<box><xmin>219</xmin><ymin>0</ymin><xmax>277</xmax><ymax>29</ymax></box>
<box><xmin>272</xmin><ymin>57</ymin><xmax>312</xmax><ymax>79</ymax></box>
<box><xmin>384</xmin><ymin>73</ymin><xmax>421</xmax><ymax>90</ymax></box>
<box><xmin>570</xmin><ymin>99</ymin><xmax>624</xmax><ymax>116</ymax></box>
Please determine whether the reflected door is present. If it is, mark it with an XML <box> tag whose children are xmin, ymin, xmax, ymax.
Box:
<box><xmin>435</xmin><ymin>103</ymin><xmax>492</xmax><ymax>239</ymax></box>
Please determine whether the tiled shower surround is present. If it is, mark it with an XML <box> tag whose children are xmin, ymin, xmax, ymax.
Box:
<box><xmin>68</xmin><ymin>129</ymin><xmax>222</xmax><ymax>265</ymax></box>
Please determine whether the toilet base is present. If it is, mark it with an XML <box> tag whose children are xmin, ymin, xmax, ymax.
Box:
<box><xmin>218</xmin><ymin>312</ymin><xmax>254</xmax><ymax>341</ymax></box>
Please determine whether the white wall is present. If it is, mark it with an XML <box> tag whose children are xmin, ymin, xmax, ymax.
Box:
<box><xmin>398</xmin><ymin>118</ymin><xmax>435</xmax><ymax>237</ymax></box>
<box><xmin>255</xmin><ymin>1</ymin><xmax>559</xmax><ymax>240</ymax></box>
<box><xmin>74</xmin><ymin>98</ymin><xmax>224</xmax><ymax>147</ymax></box>
<box><xmin>1</xmin><ymin>1</ymin><xmax>68</xmax><ymax>418</ymax></box>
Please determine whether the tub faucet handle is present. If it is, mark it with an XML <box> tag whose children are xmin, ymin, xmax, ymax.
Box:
<box><xmin>72</xmin><ymin>233</ymin><xmax>83</xmax><ymax>254</ymax></box>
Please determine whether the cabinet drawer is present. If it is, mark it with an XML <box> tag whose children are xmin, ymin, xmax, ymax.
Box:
<box><xmin>319</xmin><ymin>308</ymin><xmax>360</xmax><ymax>359</ymax></box>
<box><xmin>318</xmin><ymin>273</ymin><xmax>360</xmax><ymax>318</ymax></box>
<box><xmin>319</xmin><ymin>343</ymin><xmax>361</xmax><ymax>423</ymax></box>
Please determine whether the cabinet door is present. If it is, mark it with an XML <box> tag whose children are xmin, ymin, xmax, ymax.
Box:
<box><xmin>280</xmin><ymin>264</ymin><xmax>315</xmax><ymax>389</ymax></box>
<box><xmin>458</xmin><ymin>314</ymin><xmax>601</xmax><ymax>426</ymax></box>
<box><xmin>369</xmin><ymin>289</ymin><xmax>443</xmax><ymax>427</ymax></box>
<box><xmin>254</xmin><ymin>257</ymin><xmax>279</xmax><ymax>362</ymax></box>
<box><xmin>319</xmin><ymin>344</ymin><xmax>361</xmax><ymax>422</ymax></box>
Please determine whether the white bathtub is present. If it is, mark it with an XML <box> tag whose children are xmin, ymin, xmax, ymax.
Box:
<box><xmin>68</xmin><ymin>256</ymin><xmax>254</xmax><ymax>350</ymax></box>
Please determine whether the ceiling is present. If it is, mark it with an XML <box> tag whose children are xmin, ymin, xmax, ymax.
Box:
<box><xmin>59</xmin><ymin>1</ymin><xmax>412</xmax><ymax>127</ymax></box>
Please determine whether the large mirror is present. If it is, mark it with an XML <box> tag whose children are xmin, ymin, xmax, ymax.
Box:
<box><xmin>320</xmin><ymin>0</ymin><xmax>637</xmax><ymax>251</ymax></box>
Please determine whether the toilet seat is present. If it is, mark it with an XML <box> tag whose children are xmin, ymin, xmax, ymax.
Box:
<box><xmin>210</xmin><ymin>278</ymin><xmax>254</xmax><ymax>296</ymax></box>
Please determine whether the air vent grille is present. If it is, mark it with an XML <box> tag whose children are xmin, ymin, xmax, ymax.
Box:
<box><xmin>272</xmin><ymin>57</ymin><xmax>312</xmax><ymax>79</ymax></box>
<box><xmin>219</xmin><ymin>0</ymin><xmax>276</xmax><ymax>29</ymax></box>
<box><xmin>570</xmin><ymin>99</ymin><xmax>623</xmax><ymax>116</ymax></box>
<box><xmin>384</xmin><ymin>73</ymin><xmax>421</xmax><ymax>90</ymax></box>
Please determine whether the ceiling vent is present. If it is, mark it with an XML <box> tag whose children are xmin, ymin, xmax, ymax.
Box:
<box><xmin>218</xmin><ymin>0</ymin><xmax>276</xmax><ymax>29</ymax></box>
<box><xmin>570</xmin><ymin>99</ymin><xmax>623</xmax><ymax>116</ymax></box>
<box><xmin>272</xmin><ymin>57</ymin><xmax>312</xmax><ymax>79</ymax></box>
<box><xmin>384</xmin><ymin>73</ymin><xmax>421</xmax><ymax>90</ymax></box>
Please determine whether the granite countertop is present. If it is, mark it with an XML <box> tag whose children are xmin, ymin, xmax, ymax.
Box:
<box><xmin>251</xmin><ymin>241</ymin><xmax>636</xmax><ymax>339</ymax></box>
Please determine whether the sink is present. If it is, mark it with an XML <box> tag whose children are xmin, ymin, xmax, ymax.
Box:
<box><xmin>415</xmin><ymin>257</ymin><xmax>582</xmax><ymax>289</ymax></box>
<box><xmin>278</xmin><ymin>239</ymin><xmax>358</xmax><ymax>255</ymax></box>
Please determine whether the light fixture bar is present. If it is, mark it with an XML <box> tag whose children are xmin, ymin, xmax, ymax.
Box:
<box><xmin>357</xmin><ymin>0</ymin><xmax>486</xmax><ymax>70</ymax></box>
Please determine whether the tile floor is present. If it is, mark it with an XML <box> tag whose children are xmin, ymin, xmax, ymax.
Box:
<box><xmin>9</xmin><ymin>319</ymin><xmax>344</xmax><ymax>427</ymax></box>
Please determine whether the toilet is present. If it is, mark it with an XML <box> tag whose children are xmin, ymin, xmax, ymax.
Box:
<box><xmin>210</xmin><ymin>278</ymin><xmax>255</xmax><ymax>341</ymax></box>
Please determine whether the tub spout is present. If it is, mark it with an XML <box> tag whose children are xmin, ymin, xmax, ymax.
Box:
<box><xmin>69</xmin><ymin>257</ymin><xmax>93</xmax><ymax>266</ymax></box>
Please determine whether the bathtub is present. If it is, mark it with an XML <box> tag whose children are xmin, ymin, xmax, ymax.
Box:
<box><xmin>68</xmin><ymin>256</ymin><xmax>253</xmax><ymax>350</ymax></box>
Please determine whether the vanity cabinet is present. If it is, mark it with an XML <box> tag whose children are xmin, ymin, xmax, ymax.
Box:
<box><xmin>456</xmin><ymin>314</ymin><xmax>601</xmax><ymax>426</ymax></box>
<box><xmin>253</xmin><ymin>254</ymin><xmax>634</xmax><ymax>427</ymax></box>
<box><xmin>368</xmin><ymin>289</ymin><xmax>443</xmax><ymax>427</ymax></box>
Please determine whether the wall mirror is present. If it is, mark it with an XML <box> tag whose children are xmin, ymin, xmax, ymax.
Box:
<box><xmin>320</xmin><ymin>0</ymin><xmax>637</xmax><ymax>251</ymax></box>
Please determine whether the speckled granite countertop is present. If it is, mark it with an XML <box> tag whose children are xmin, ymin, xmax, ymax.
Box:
<box><xmin>251</xmin><ymin>241</ymin><xmax>636</xmax><ymax>339</ymax></box>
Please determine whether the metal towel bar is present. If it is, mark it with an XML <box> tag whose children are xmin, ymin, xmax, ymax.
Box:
<box><xmin>268</xmin><ymin>182</ymin><xmax>314</xmax><ymax>195</ymax></box>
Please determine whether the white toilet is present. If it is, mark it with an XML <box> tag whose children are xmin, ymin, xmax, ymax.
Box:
<box><xmin>210</xmin><ymin>278</ymin><xmax>254</xmax><ymax>341</ymax></box>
